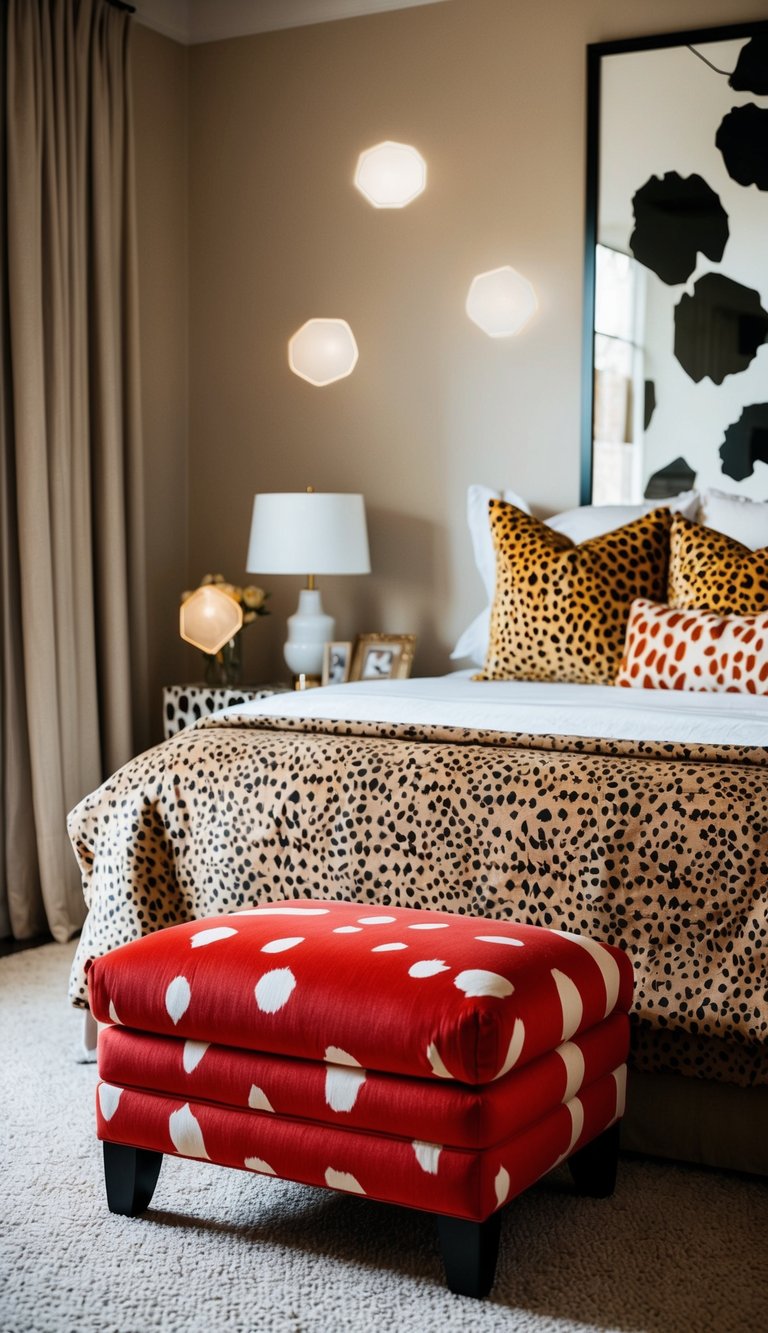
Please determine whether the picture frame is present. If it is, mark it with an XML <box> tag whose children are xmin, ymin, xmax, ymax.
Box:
<box><xmin>322</xmin><ymin>640</ymin><xmax>353</xmax><ymax>686</ymax></box>
<box><xmin>581</xmin><ymin>20</ymin><xmax>768</xmax><ymax>505</ymax></box>
<box><xmin>350</xmin><ymin>633</ymin><xmax>416</xmax><ymax>682</ymax></box>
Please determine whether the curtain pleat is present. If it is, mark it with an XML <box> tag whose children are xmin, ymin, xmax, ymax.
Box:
<box><xmin>1</xmin><ymin>0</ymin><xmax>147</xmax><ymax>942</ymax></box>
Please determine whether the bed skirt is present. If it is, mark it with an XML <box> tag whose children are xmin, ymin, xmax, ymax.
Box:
<box><xmin>622</xmin><ymin>1070</ymin><xmax>768</xmax><ymax>1176</ymax></box>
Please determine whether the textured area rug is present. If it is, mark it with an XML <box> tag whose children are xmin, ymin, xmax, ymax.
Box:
<box><xmin>0</xmin><ymin>943</ymin><xmax>765</xmax><ymax>1333</ymax></box>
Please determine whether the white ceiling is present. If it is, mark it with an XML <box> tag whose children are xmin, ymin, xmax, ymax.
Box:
<box><xmin>135</xmin><ymin>0</ymin><xmax>452</xmax><ymax>45</ymax></box>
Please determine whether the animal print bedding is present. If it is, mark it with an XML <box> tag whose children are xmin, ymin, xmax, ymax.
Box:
<box><xmin>67</xmin><ymin>713</ymin><xmax>768</xmax><ymax>1088</ymax></box>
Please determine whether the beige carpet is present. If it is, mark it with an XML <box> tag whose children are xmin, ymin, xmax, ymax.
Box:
<box><xmin>0</xmin><ymin>943</ymin><xmax>765</xmax><ymax>1333</ymax></box>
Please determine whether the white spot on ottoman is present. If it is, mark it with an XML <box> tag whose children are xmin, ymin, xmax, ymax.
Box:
<box><xmin>325</xmin><ymin>1045</ymin><xmax>361</xmax><ymax>1067</ymax></box>
<box><xmin>323</xmin><ymin>1046</ymin><xmax>367</xmax><ymax>1110</ymax></box>
<box><xmin>412</xmin><ymin>1141</ymin><xmax>442</xmax><ymax>1174</ymax></box>
<box><xmin>98</xmin><ymin>1083</ymin><xmax>122</xmax><ymax>1121</ymax></box>
<box><xmin>255</xmin><ymin>968</ymin><xmax>297</xmax><ymax>1014</ymax></box>
<box><xmin>260</xmin><ymin>936</ymin><xmax>304</xmax><ymax>954</ymax></box>
<box><xmin>560</xmin><ymin>930</ymin><xmax>620</xmax><ymax>1017</ymax></box>
<box><xmin>408</xmin><ymin>960</ymin><xmax>449</xmax><ymax>978</ymax></box>
<box><xmin>475</xmin><ymin>935</ymin><xmax>525</xmax><ymax>947</ymax></box>
<box><xmin>407</xmin><ymin>922</ymin><xmax>450</xmax><ymax>930</ymax></box>
<box><xmin>248</xmin><ymin>1085</ymin><xmax>275</xmax><ymax>1113</ymax></box>
<box><xmin>493</xmin><ymin>1018</ymin><xmax>525</xmax><ymax>1080</ymax></box>
<box><xmin>426</xmin><ymin>1042</ymin><xmax>453</xmax><ymax>1079</ymax></box>
<box><xmin>182</xmin><ymin>1041</ymin><xmax>209</xmax><ymax>1074</ymax></box>
<box><xmin>552</xmin><ymin>969</ymin><xmax>583</xmax><ymax>1041</ymax></box>
<box><xmin>371</xmin><ymin>942</ymin><xmax>408</xmax><ymax>952</ymax></box>
<box><xmin>454</xmin><ymin>970</ymin><xmax>513</xmax><ymax>999</ymax></box>
<box><xmin>333</xmin><ymin>926</ymin><xmax>363</xmax><ymax>934</ymax></box>
<box><xmin>169</xmin><ymin>1103</ymin><xmax>209</xmax><ymax>1159</ymax></box>
<box><xmin>108</xmin><ymin>1000</ymin><xmax>122</xmax><ymax>1025</ymax></box>
<box><xmin>244</xmin><ymin>1156</ymin><xmax>276</xmax><ymax>1174</ymax></box>
<box><xmin>612</xmin><ymin>1065</ymin><xmax>627</xmax><ymax>1120</ymax></box>
<box><xmin>165</xmin><ymin>976</ymin><xmax>191</xmax><ymax>1024</ymax></box>
<box><xmin>494</xmin><ymin>1165</ymin><xmax>511</xmax><ymax>1209</ymax></box>
<box><xmin>325</xmin><ymin>1168</ymin><xmax>365</xmax><ymax>1194</ymax></box>
<box><xmin>565</xmin><ymin>1097</ymin><xmax>584</xmax><ymax>1155</ymax></box>
<box><xmin>325</xmin><ymin>1065</ymin><xmax>367</xmax><ymax>1112</ymax></box>
<box><xmin>236</xmin><ymin>906</ymin><xmax>329</xmax><ymax>916</ymax></box>
<box><xmin>190</xmin><ymin>926</ymin><xmax>237</xmax><ymax>948</ymax></box>
<box><xmin>557</xmin><ymin>1041</ymin><xmax>586</xmax><ymax>1101</ymax></box>
<box><xmin>357</xmin><ymin>915</ymin><xmax>397</xmax><ymax>925</ymax></box>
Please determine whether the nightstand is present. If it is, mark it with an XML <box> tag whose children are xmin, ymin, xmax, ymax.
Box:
<box><xmin>163</xmin><ymin>683</ymin><xmax>290</xmax><ymax>739</ymax></box>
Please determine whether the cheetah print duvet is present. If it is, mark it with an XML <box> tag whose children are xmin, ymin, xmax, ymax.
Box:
<box><xmin>67</xmin><ymin>713</ymin><xmax>768</xmax><ymax>1087</ymax></box>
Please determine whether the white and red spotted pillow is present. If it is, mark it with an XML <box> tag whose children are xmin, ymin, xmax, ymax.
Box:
<box><xmin>617</xmin><ymin>598</ymin><xmax>768</xmax><ymax>694</ymax></box>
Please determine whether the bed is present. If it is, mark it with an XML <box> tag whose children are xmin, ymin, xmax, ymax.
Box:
<box><xmin>68</xmin><ymin>671</ymin><xmax>768</xmax><ymax>1177</ymax></box>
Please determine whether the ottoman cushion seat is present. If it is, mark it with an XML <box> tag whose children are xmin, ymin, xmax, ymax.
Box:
<box><xmin>88</xmin><ymin>900</ymin><xmax>633</xmax><ymax>1083</ymax></box>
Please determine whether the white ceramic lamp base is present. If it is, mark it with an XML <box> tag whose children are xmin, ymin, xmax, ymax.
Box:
<box><xmin>283</xmin><ymin>588</ymin><xmax>334</xmax><ymax>682</ymax></box>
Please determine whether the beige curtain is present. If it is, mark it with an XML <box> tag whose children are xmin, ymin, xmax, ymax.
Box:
<box><xmin>0</xmin><ymin>0</ymin><xmax>148</xmax><ymax>943</ymax></box>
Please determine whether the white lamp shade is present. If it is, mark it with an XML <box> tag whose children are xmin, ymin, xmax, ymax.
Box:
<box><xmin>354</xmin><ymin>141</ymin><xmax>427</xmax><ymax>209</ymax></box>
<box><xmin>288</xmin><ymin>319</ymin><xmax>358</xmax><ymax>386</ymax></box>
<box><xmin>246</xmin><ymin>492</ymin><xmax>371</xmax><ymax>576</ymax></box>
<box><xmin>179</xmin><ymin>585</ymin><xmax>243</xmax><ymax>654</ymax></box>
<box><xmin>466</xmin><ymin>265</ymin><xmax>538</xmax><ymax>337</ymax></box>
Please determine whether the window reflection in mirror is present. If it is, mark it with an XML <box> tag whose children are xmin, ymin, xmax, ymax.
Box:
<box><xmin>593</xmin><ymin>245</ymin><xmax>645</xmax><ymax>503</ymax></box>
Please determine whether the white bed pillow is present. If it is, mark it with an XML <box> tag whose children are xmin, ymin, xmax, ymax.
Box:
<box><xmin>451</xmin><ymin>606</ymin><xmax>492</xmax><ymax>667</ymax></box>
<box><xmin>466</xmin><ymin>485</ymin><xmax>531</xmax><ymax>601</ymax></box>
<box><xmin>699</xmin><ymin>489</ymin><xmax>768</xmax><ymax>550</ymax></box>
<box><xmin>546</xmin><ymin>492</ymin><xmax>698</xmax><ymax>540</ymax></box>
<box><xmin>451</xmin><ymin>486</ymin><xmax>699</xmax><ymax>665</ymax></box>
<box><xmin>452</xmin><ymin>485</ymin><xmax>529</xmax><ymax>664</ymax></box>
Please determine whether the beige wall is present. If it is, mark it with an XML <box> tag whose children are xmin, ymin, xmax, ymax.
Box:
<box><xmin>135</xmin><ymin>0</ymin><xmax>768</xmax><ymax>693</ymax></box>
<box><xmin>131</xmin><ymin>23</ymin><xmax>189</xmax><ymax>738</ymax></box>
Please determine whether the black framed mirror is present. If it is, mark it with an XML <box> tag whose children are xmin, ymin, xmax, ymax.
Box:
<box><xmin>581</xmin><ymin>21</ymin><xmax>768</xmax><ymax>505</ymax></box>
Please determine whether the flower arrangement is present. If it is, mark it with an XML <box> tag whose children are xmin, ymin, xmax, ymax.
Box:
<box><xmin>181</xmin><ymin>573</ymin><xmax>269</xmax><ymax>686</ymax></box>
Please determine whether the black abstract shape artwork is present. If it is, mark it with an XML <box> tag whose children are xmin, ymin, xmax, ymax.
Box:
<box><xmin>643</xmin><ymin>380</ymin><xmax>656</xmax><ymax>431</ymax></box>
<box><xmin>644</xmin><ymin>457</ymin><xmax>696</xmax><ymax>501</ymax></box>
<box><xmin>674</xmin><ymin>274</ymin><xmax>768</xmax><ymax>384</ymax></box>
<box><xmin>716</xmin><ymin>105</ymin><xmax>768</xmax><ymax>191</ymax></box>
<box><xmin>629</xmin><ymin>172</ymin><xmax>729</xmax><ymax>285</ymax></box>
<box><xmin>719</xmin><ymin>404</ymin><xmax>768</xmax><ymax>482</ymax></box>
<box><xmin>729</xmin><ymin>36</ymin><xmax>768</xmax><ymax>96</ymax></box>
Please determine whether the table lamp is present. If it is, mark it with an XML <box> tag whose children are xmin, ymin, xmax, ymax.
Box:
<box><xmin>246</xmin><ymin>489</ymin><xmax>370</xmax><ymax>687</ymax></box>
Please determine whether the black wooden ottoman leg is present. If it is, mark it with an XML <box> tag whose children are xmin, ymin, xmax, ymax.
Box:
<box><xmin>435</xmin><ymin>1212</ymin><xmax>502</xmax><ymax>1298</ymax></box>
<box><xmin>103</xmin><ymin>1142</ymin><xmax>163</xmax><ymax>1216</ymax></box>
<box><xmin>567</xmin><ymin>1122</ymin><xmax>620</xmax><ymax>1198</ymax></box>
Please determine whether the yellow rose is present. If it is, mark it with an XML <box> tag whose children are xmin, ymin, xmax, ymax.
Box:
<box><xmin>200</xmin><ymin>573</ymin><xmax>215</xmax><ymax>585</ymax></box>
<box><xmin>243</xmin><ymin>586</ymin><xmax>266</xmax><ymax>611</ymax></box>
<box><xmin>218</xmin><ymin>582</ymin><xmax>236</xmax><ymax>599</ymax></box>
<box><xmin>243</xmin><ymin>611</ymin><xmax>256</xmax><ymax>625</ymax></box>
<box><xmin>180</xmin><ymin>590</ymin><xmax>193</xmax><ymax>603</ymax></box>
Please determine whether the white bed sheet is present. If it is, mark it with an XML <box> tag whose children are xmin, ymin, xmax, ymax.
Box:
<box><xmin>219</xmin><ymin>671</ymin><xmax>768</xmax><ymax>747</ymax></box>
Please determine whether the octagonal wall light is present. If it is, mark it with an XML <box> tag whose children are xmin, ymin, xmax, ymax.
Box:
<box><xmin>288</xmin><ymin>318</ymin><xmax>359</xmax><ymax>387</ymax></box>
<box><xmin>180</xmin><ymin>585</ymin><xmax>243</xmax><ymax>655</ymax></box>
<box><xmin>355</xmin><ymin>141</ymin><xmax>427</xmax><ymax>209</ymax></box>
<box><xmin>466</xmin><ymin>265</ymin><xmax>538</xmax><ymax>337</ymax></box>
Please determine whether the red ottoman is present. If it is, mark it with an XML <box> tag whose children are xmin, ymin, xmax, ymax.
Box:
<box><xmin>88</xmin><ymin>900</ymin><xmax>634</xmax><ymax>1298</ymax></box>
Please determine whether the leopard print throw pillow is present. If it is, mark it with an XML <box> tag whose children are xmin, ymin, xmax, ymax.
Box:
<box><xmin>668</xmin><ymin>514</ymin><xmax>768</xmax><ymax>613</ymax></box>
<box><xmin>476</xmin><ymin>501</ymin><xmax>672</xmax><ymax>685</ymax></box>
